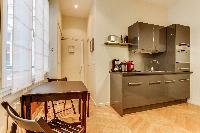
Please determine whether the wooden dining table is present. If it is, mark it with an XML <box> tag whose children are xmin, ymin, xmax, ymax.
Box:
<box><xmin>20</xmin><ymin>81</ymin><xmax>88</xmax><ymax>133</ymax></box>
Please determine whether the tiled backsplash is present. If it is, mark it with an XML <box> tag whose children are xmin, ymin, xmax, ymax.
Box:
<box><xmin>129</xmin><ymin>51</ymin><xmax>165</xmax><ymax>71</ymax></box>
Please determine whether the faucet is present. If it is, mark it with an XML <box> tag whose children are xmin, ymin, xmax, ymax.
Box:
<box><xmin>149</xmin><ymin>60</ymin><xmax>160</xmax><ymax>71</ymax></box>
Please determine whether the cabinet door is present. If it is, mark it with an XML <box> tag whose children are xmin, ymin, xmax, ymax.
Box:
<box><xmin>123</xmin><ymin>75</ymin><xmax>167</xmax><ymax>109</ymax></box>
<box><xmin>176</xmin><ymin>25</ymin><xmax>190</xmax><ymax>46</ymax></box>
<box><xmin>139</xmin><ymin>23</ymin><xmax>154</xmax><ymax>53</ymax></box>
<box><xmin>164</xmin><ymin>75</ymin><xmax>177</xmax><ymax>101</ymax></box>
<box><xmin>165</xmin><ymin>74</ymin><xmax>190</xmax><ymax>101</ymax></box>
<box><xmin>177</xmin><ymin>74</ymin><xmax>190</xmax><ymax>99</ymax></box>
<box><xmin>148</xmin><ymin>75</ymin><xmax>168</xmax><ymax>103</ymax></box>
<box><xmin>154</xmin><ymin>25</ymin><xmax>166</xmax><ymax>52</ymax></box>
<box><xmin>123</xmin><ymin>76</ymin><xmax>149</xmax><ymax>108</ymax></box>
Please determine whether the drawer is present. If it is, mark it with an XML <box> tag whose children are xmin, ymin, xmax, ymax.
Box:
<box><xmin>122</xmin><ymin>75</ymin><xmax>167</xmax><ymax>109</ymax></box>
<box><xmin>123</xmin><ymin>76</ymin><xmax>148</xmax><ymax>108</ymax></box>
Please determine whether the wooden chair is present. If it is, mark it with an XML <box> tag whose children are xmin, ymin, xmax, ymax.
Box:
<box><xmin>46</xmin><ymin>77</ymin><xmax>76</xmax><ymax>120</ymax></box>
<box><xmin>1</xmin><ymin>101</ymin><xmax>84</xmax><ymax>133</ymax></box>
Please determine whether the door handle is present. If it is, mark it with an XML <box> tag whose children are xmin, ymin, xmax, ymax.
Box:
<box><xmin>165</xmin><ymin>80</ymin><xmax>175</xmax><ymax>84</ymax></box>
<box><xmin>149</xmin><ymin>81</ymin><xmax>161</xmax><ymax>85</ymax></box>
<box><xmin>128</xmin><ymin>82</ymin><xmax>143</xmax><ymax>86</ymax></box>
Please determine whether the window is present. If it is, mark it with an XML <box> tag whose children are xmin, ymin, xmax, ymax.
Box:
<box><xmin>2</xmin><ymin>0</ymin><xmax>49</xmax><ymax>95</ymax></box>
<box><xmin>6</xmin><ymin>0</ymin><xmax>13</xmax><ymax>87</ymax></box>
<box><xmin>32</xmin><ymin>0</ymin><xmax>36</xmax><ymax>81</ymax></box>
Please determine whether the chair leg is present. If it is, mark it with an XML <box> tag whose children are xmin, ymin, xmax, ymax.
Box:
<box><xmin>51</xmin><ymin>101</ymin><xmax>56</xmax><ymax>118</ymax></box>
<box><xmin>71</xmin><ymin>100</ymin><xmax>76</xmax><ymax>114</ymax></box>
<box><xmin>10</xmin><ymin>123</ymin><xmax>17</xmax><ymax>133</ymax></box>
<box><xmin>64</xmin><ymin>100</ymin><xmax>66</xmax><ymax>109</ymax></box>
<box><xmin>87</xmin><ymin>93</ymin><xmax>90</xmax><ymax>117</ymax></box>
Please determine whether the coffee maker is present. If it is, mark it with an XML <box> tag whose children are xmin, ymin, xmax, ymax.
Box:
<box><xmin>111</xmin><ymin>59</ymin><xmax>119</xmax><ymax>72</ymax></box>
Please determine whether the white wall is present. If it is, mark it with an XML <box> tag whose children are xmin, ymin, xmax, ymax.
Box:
<box><xmin>94</xmin><ymin>0</ymin><xmax>169</xmax><ymax>105</ymax></box>
<box><xmin>168</xmin><ymin>0</ymin><xmax>200</xmax><ymax>105</ymax></box>
<box><xmin>61</xmin><ymin>16</ymin><xmax>87</xmax><ymax>80</ymax></box>
<box><xmin>85</xmin><ymin>2</ymin><xmax>97</xmax><ymax>102</ymax></box>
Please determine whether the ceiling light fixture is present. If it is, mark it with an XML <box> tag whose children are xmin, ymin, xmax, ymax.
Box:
<box><xmin>74</xmin><ymin>4</ymin><xmax>78</xmax><ymax>9</ymax></box>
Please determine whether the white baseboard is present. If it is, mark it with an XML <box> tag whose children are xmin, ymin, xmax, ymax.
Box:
<box><xmin>90</xmin><ymin>96</ymin><xmax>110</xmax><ymax>106</ymax></box>
<box><xmin>90</xmin><ymin>96</ymin><xmax>97</xmax><ymax>106</ymax></box>
<box><xmin>188</xmin><ymin>97</ymin><xmax>200</xmax><ymax>106</ymax></box>
<box><xmin>95</xmin><ymin>102</ymin><xmax>110</xmax><ymax>106</ymax></box>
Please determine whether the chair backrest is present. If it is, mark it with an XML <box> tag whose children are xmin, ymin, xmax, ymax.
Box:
<box><xmin>1</xmin><ymin>101</ymin><xmax>53</xmax><ymax>133</ymax></box>
<box><xmin>47</xmin><ymin>77</ymin><xmax>67</xmax><ymax>82</ymax></box>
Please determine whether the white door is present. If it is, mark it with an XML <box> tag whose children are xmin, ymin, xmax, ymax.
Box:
<box><xmin>61</xmin><ymin>39</ymin><xmax>84</xmax><ymax>82</ymax></box>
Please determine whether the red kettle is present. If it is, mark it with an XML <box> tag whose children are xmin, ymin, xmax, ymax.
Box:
<box><xmin>127</xmin><ymin>61</ymin><xmax>134</xmax><ymax>72</ymax></box>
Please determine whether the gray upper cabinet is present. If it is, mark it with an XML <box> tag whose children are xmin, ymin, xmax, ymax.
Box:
<box><xmin>154</xmin><ymin>25</ymin><xmax>167</xmax><ymax>52</ymax></box>
<box><xmin>128</xmin><ymin>22</ymin><xmax>166</xmax><ymax>53</ymax></box>
<box><xmin>176</xmin><ymin>24</ymin><xmax>190</xmax><ymax>46</ymax></box>
<box><xmin>138</xmin><ymin>23</ymin><xmax>154</xmax><ymax>52</ymax></box>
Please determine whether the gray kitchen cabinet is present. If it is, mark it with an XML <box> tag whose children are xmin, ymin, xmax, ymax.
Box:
<box><xmin>175</xmin><ymin>74</ymin><xmax>190</xmax><ymax>99</ymax></box>
<box><xmin>160</xmin><ymin>24</ymin><xmax>190</xmax><ymax>72</ymax></box>
<box><xmin>147</xmin><ymin>75</ymin><xmax>168</xmax><ymax>103</ymax></box>
<box><xmin>138</xmin><ymin>23</ymin><xmax>154</xmax><ymax>52</ymax></box>
<box><xmin>165</xmin><ymin>74</ymin><xmax>190</xmax><ymax>101</ymax></box>
<box><xmin>128</xmin><ymin>22</ymin><xmax>166</xmax><ymax>53</ymax></box>
<box><xmin>123</xmin><ymin>76</ymin><xmax>148</xmax><ymax>108</ymax></box>
<box><xmin>110</xmin><ymin>72</ymin><xmax>190</xmax><ymax>116</ymax></box>
<box><xmin>123</xmin><ymin>75</ymin><xmax>168</xmax><ymax>109</ymax></box>
<box><xmin>154</xmin><ymin>25</ymin><xmax>167</xmax><ymax>52</ymax></box>
<box><xmin>176</xmin><ymin>24</ymin><xmax>190</xmax><ymax>46</ymax></box>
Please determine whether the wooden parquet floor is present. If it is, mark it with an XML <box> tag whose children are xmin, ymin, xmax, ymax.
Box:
<box><xmin>31</xmin><ymin>100</ymin><xmax>200</xmax><ymax>133</ymax></box>
<box><xmin>87</xmin><ymin>102</ymin><xmax>200</xmax><ymax>133</ymax></box>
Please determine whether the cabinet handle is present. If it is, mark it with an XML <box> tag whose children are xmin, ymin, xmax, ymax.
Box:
<box><xmin>149</xmin><ymin>81</ymin><xmax>161</xmax><ymax>85</ymax></box>
<box><xmin>128</xmin><ymin>82</ymin><xmax>143</xmax><ymax>86</ymax></box>
<box><xmin>178</xmin><ymin>67</ymin><xmax>190</xmax><ymax>70</ymax></box>
<box><xmin>165</xmin><ymin>80</ymin><xmax>175</xmax><ymax>84</ymax></box>
<box><xmin>179</xmin><ymin>79</ymin><xmax>190</xmax><ymax>82</ymax></box>
<box><xmin>179</xmin><ymin>43</ymin><xmax>190</xmax><ymax>46</ymax></box>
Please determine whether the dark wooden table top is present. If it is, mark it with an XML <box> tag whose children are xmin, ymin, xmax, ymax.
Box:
<box><xmin>23</xmin><ymin>81</ymin><xmax>88</xmax><ymax>96</ymax></box>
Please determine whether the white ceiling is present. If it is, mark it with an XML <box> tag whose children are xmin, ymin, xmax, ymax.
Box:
<box><xmin>59</xmin><ymin>0</ymin><xmax>93</xmax><ymax>18</ymax></box>
<box><xmin>143</xmin><ymin>0</ymin><xmax>177</xmax><ymax>8</ymax></box>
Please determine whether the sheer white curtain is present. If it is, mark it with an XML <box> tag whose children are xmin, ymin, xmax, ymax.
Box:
<box><xmin>34</xmin><ymin>0</ymin><xmax>49</xmax><ymax>82</ymax></box>
<box><xmin>12</xmin><ymin>0</ymin><xmax>33</xmax><ymax>91</ymax></box>
<box><xmin>44</xmin><ymin>0</ymin><xmax>50</xmax><ymax>73</ymax></box>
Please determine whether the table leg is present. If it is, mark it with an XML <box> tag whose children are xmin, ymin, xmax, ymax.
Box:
<box><xmin>87</xmin><ymin>93</ymin><xmax>90</xmax><ymax>117</ymax></box>
<box><xmin>82</xmin><ymin>92</ymin><xmax>87</xmax><ymax>133</ymax></box>
<box><xmin>79</xmin><ymin>99</ymin><xmax>81</xmax><ymax>120</ymax></box>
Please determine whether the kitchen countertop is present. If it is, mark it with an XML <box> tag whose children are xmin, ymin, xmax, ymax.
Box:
<box><xmin>110</xmin><ymin>71</ymin><xmax>193</xmax><ymax>76</ymax></box>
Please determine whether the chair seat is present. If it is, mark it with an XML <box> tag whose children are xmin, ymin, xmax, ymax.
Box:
<box><xmin>48</xmin><ymin>118</ymin><xmax>84</xmax><ymax>133</ymax></box>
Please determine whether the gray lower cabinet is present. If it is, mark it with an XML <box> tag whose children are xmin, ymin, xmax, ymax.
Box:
<box><xmin>123</xmin><ymin>75</ymin><xmax>167</xmax><ymax>109</ymax></box>
<box><xmin>110</xmin><ymin>73</ymin><xmax>190</xmax><ymax>116</ymax></box>
<box><xmin>165</xmin><ymin>74</ymin><xmax>190</xmax><ymax>101</ymax></box>
<box><xmin>165</xmin><ymin>74</ymin><xmax>190</xmax><ymax>100</ymax></box>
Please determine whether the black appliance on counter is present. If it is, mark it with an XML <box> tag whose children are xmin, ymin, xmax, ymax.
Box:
<box><xmin>111</xmin><ymin>59</ymin><xmax>119</xmax><ymax>72</ymax></box>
